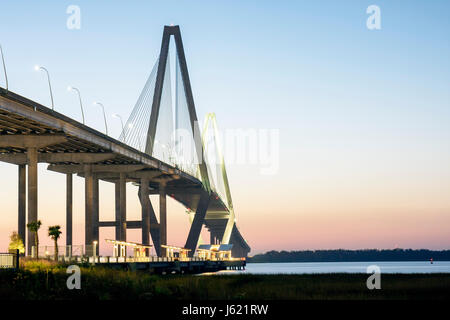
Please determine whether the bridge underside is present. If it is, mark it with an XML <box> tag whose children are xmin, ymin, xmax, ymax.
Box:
<box><xmin>0</xmin><ymin>88</ymin><xmax>250</xmax><ymax>257</ymax></box>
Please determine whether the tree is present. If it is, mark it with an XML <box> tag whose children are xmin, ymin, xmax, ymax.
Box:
<box><xmin>27</xmin><ymin>220</ymin><xmax>42</xmax><ymax>258</ymax></box>
<box><xmin>8</xmin><ymin>231</ymin><xmax>25</xmax><ymax>254</ymax></box>
<box><xmin>48</xmin><ymin>225</ymin><xmax>62</xmax><ymax>261</ymax></box>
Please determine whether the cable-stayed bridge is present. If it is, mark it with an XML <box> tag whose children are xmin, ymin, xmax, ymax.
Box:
<box><xmin>0</xmin><ymin>26</ymin><xmax>250</xmax><ymax>258</ymax></box>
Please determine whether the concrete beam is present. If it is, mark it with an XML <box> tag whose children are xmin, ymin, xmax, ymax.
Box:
<box><xmin>129</xmin><ymin>170</ymin><xmax>163</xmax><ymax>180</ymax></box>
<box><xmin>126</xmin><ymin>221</ymin><xmax>142</xmax><ymax>229</ymax></box>
<box><xmin>147</xmin><ymin>187</ymin><xmax>203</xmax><ymax>195</ymax></box>
<box><xmin>40</xmin><ymin>152</ymin><xmax>114</xmax><ymax>163</ymax></box>
<box><xmin>0</xmin><ymin>152</ymin><xmax>115</xmax><ymax>165</ymax></box>
<box><xmin>98</xmin><ymin>221</ymin><xmax>118</xmax><ymax>227</ymax></box>
<box><xmin>153</xmin><ymin>175</ymin><xmax>176</xmax><ymax>185</ymax></box>
<box><xmin>98</xmin><ymin>219</ymin><xmax>150</xmax><ymax>229</ymax></box>
<box><xmin>81</xmin><ymin>172</ymin><xmax>121</xmax><ymax>180</ymax></box>
<box><xmin>0</xmin><ymin>153</ymin><xmax>27</xmax><ymax>165</ymax></box>
<box><xmin>0</xmin><ymin>135</ymin><xmax>66</xmax><ymax>148</ymax></box>
<box><xmin>82</xmin><ymin>170</ymin><xmax>160</xmax><ymax>181</ymax></box>
<box><xmin>47</xmin><ymin>165</ymin><xmax>81</xmax><ymax>174</ymax></box>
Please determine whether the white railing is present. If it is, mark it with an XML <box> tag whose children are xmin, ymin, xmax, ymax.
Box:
<box><xmin>0</xmin><ymin>253</ymin><xmax>16</xmax><ymax>269</ymax></box>
<box><xmin>25</xmin><ymin>245</ymin><xmax>241</xmax><ymax>264</ymax></box>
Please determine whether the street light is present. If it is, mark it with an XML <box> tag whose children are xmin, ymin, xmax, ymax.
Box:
<box><xmin>34</xmin><ymin>65</ymin><xmax>54</xmax><ymax>110</ymax></box>
<box><xmin>93</xmin><ymin>102</ymin><xmax>108</xmax><ymax>135</ymax></box>
<box><xmin>93</xmin><ymin>240</ymin><xmax>98</xmax><ymax>263</ymax></box>
<box><xmin>68</xmin><ymin>86</ymin><xmax>85</xmax><ymax>124</ymax></box>
<box><xmin>112</xmin><ymin>113</ymin><xmax>125</xmax><ymax>141</ymax></box>
<box><xmin>0</xmin><ymin>45</ymin><xmax>8</xmax><ymax>91</ymax></box>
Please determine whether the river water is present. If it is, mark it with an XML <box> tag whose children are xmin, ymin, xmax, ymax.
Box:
<box><xmin>215</xmin><ymin>261</ymin><xmax>450</xmax><ymax>274</ymax></box>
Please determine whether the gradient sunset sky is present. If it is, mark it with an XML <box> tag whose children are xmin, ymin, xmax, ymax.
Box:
<box><xmin>0</xmin><ymin>0</ymin><xmax>449</xmax><ymax>254</ymax></box>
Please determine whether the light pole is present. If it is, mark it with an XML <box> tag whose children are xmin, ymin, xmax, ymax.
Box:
<box><xmin>34</xmin><ymin>65</ymin><xmax>54</xmax><ymax>110</ymax></box>
<box><xmin>93</xmin><ymin>240</ymin><xmax>98</xmax><ymax>263</ymax></box>
<box><xmin>0</xmin><ymin>45</ymin><xmax>8</xmax><ymax>91</ymax></box>
<box><xmin>93</xmin><ymin>102</ymin><xmax>108</xmax><ymax>135</ymax></box>
<box><xmin>68</xmin><ymin>86</ymin><xmax>85</xmax><ymax>124</ymax></box>
<box><xmin>112</xmin><ymin>113</ymin><xmax>125</xmax><ymax>141</ymax></box>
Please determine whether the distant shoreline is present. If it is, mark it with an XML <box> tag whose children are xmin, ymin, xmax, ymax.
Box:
<box><xmin>247</xmin><ymin>249</ymin><xmax>450</xmax><ymax>263</ymax></box>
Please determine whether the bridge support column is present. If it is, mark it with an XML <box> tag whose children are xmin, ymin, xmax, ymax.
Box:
<box><xmin>26</xmin><ymin>148</ymin><xmax>38</xmax><ymax>256</ymax></box>
<box><xmin>140</xmin><ymin>177</ymin><xmax>150</xmax><ymax>245</ymax></box>
<box><xmin>84</xmin><ymin>164</ymin><xmax>94</xmax><ymax>254</ymax></box>
<box><xmin>18</xmin><ymin>164</ymin><xmax>26</xmax><ymax>249</ymax></box>
<box><xmin>119</xmin><ymin>173</ymin><xmax>127</xmax><ymax>241</ymax></box>
<box><xmin>66</xmin><ymin>173</ymin><xmax>73</xmax><ymax>256</ymax></box>
<box><xmin>93</xmin><ymin>175</ymin><xmax>99</xmax><ymax>255</ymax></box>
<box><xmin>115</xmin><ymin>181</ymin><xmax>120</xmax><ymax>240</ymax></box>
<box><xmin>159</xmin><ymin>182</ymin><xmax>167</xmax><ymax>257</ymax></box>
<box><xmin>185</xmin><ymin>191</ymin><xmax>211</xmax><ymax>257</ymax></box>
<box><xmin>149</xmin><ymin>201</ymin><xmax>161</xmax><ymax>256</ymax></box>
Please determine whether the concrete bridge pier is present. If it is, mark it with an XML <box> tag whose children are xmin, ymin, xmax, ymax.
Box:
<box><xmin>66</xmin><ymin>173</ymin><xmax>72</xmax><ymax>256</ymax></box>
<box><xmin>18</xmin><ymin>164</ymin><xmax>26</xmax><ymax>249</ymax></box>
<box><xmin>112</xmin><ymin>172</ymin><xmax>128</xmax><ymax>243</ymax></box>
<box><xmin>84</xmin><ymin>164</ymin><xmax>94</xmax><ymax>255</ymax></box>
<box><xmin>83</xmin><ymin>165</ymin><xmax>100</xmax><ymax>255</ymax></box>
<box><xmin>115</xmin><ymin>180</ymin><xmax>121</xmax><ymax>240</ymax></box>
<box><xmin>159</xmin><ymin>181</ymin><xmax>167</xmax><ymax>257</ymax></box>
<box><xmin>93</xmin><ymin>174</ymin><xmax>100</xmax><ymax>254</ymax></box>
<box><xmin>26</xmin><ymin>147</ymin><xmax>38</xmax><ymax>255</ymax></box>
<box><xmin>140</xmin><ymin>177</ymin><xmax>150</xmax><ymax>245</ymax></box>
<box><xmin>119</xmin><ymin>172</ymin><xmax>127</xmax><ymax>241</ymax></box>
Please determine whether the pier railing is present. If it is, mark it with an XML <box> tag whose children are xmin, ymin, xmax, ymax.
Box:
<box><xmin>27</xmin><ymin>245</ymin><xmax>246</xmax><ymax>264</ymax></box>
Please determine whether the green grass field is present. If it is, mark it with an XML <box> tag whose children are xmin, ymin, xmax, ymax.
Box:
<box><xmin>0</xmin><ymin>260</ymin><xmax>449</xmax><ymax>300</ymax></box>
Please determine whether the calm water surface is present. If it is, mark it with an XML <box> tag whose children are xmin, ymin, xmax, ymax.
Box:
<box><xmin>215</xmin><ymin>261</ymin><xmax>450</xmax><ymax>274</ymax></box>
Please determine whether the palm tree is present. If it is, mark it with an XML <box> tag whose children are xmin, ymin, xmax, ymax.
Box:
<box><xmin>27</xmin><ymin>220</ymin><xmax>42</xmax><ymax>258</ymax></box>
<box><xmin>48</xmin><ymin>225</ymin><xmax>62</xmax><ymax>261</ymax></box>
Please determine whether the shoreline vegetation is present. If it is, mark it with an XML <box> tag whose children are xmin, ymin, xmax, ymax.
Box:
<box><xmin>247</xmin><ymin>249</ymin><xmax>450</xmax><ymax>263</ymax></box>
<box><xmin>0</xmin><ymin>259</ymin><xmax>449</xmax><ymax>300</ymax></box>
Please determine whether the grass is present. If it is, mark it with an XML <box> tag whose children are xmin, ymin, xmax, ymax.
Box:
<box><xmin>0</xmin><ymin>260</ymin><xmax>449</xmax><ymax>300</ymax></box>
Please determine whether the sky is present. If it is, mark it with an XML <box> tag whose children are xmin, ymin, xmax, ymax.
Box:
<box><xmin>0</xmin><ymin>0</ymin><xmax>449</xmax><ymax>254</ymax></box>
